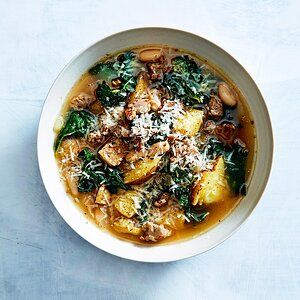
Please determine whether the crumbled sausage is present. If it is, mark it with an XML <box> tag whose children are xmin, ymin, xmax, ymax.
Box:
<box><xmin>70</xmin><ymin>93</ymin><xmax>96</xmax><ymax>109</ymax></box>
<box><xmin>112</xmin><ymin>125</ymin><xmax>131</xmax><ymax>138</ymax></box>
<box><xmin>154</xmin><ymin>193</ymin><xmax>170</xmax><ymax>207</ymax></box>
<box><xmin>140</xmin><ymin>221</ymin><xmax>171</xmax><ymax>242</ymax></box>
<box><xmin>149</xmin><ymin>88</ymin><xmax>162</xmax><ymax>111</ymax></box>
<box><xmin>207</xmin><ymin>96</ymin><xmax>223</xmax><ymax>119</ymax></box>
<box><xmin>125</xmin><ymin>140</ymin><xmax>170</xmax><ymax>163</ymax></box>
<box><xmin>215</xmin><ymin>122</ymin><xmax>237</xmax><ymax>142</ymax></box>
<box><xmin>147</xmin><ymin>60</ymin><xmax>164</xmax><ymax>81</ymax></box>
<box><xmin>203</xmin><ymin>120</ymin><xmax>216</xmax><ymax>134</ymax></box>
<box><xmin>98</xmin><ymin>139</ymin><xmax>126</xmax><ymax>166</ymax></box>
<box><xmin>87</xmin><ymin>130</ymin><xmax>108</xmax><ymax>146</ymax></box>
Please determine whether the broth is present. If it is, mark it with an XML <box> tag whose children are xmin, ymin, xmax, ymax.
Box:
<box><xmin>54</xmin><ymin>46</ymin><xmax>256</xmax><ymax>245</ymax></box>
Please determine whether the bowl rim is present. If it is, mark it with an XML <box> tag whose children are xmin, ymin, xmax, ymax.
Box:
<box><xmin>37</xmin><ymin>27</ymin><xmax>274</xmax><ymax>262</ymax></box>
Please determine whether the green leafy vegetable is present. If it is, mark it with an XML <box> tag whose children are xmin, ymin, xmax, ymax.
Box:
<box><xmin>105</xmin><ymin>168</ymin><xmax>127</xmax><ymax>194</ymax></box>
<box><xmin>205</xmin><ymin>137</ymin><xmax>248</xmax><ymax>195</ymax></box>
<box><xmin>92</xmin><ymin>52</ymin><xmax>139</xmax><ymax>107</ymax></box>
<box><xmin>77</xmin><ymin>148</ymin><xmax>127</xmax><ymax>193</ymax></box>
<box><xmin>54</xmin><ymin>110</ymin><xmax>97</xmax><ymax>151</ymax></box>
<box><xmin>224</xmin><ymin>140</ymin><xmax>248</xmax><ymax>195</ymax></box>
<box><xmin>186</xmin><ymin>211</ymin><xmax>209</xmax><ymax>222</ymax></box>
<box><xmin>78</xmin><ymin>148</ymin><xmax>106</xmax><ymax>192</ymax></box>
<box><xmin>113</xmin><ymin>51</ymin><xmax>138</xmax><ymax>93</ymax></box>
<box><xmin>171</xmin><ymin>168</ymin><xmax>209</xmax><ymax>223</ymax></box>
<box><xmin>163</xmin><ymin>55</ymin><xmax>216</xmax><ymax>106</ymax></box>
<box><xmin>89</xmin><ymin>61</ymin><xmax>117</xmax><ymax>78</ymax></box>
<box><xmin>95</xmin><ymin>81</ymin><xmax>125</xmax><ymax>107</ymax></box>
<box><xmin>136</xmin><ymin>198</ymin><xmax>149</xmax><ymax>223</ymax></box>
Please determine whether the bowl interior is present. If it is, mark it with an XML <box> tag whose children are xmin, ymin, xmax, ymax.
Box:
<box><xmin>37</xmin><ymin>28</ymin><xmax>273</xmax><ymax>262</ymax></box>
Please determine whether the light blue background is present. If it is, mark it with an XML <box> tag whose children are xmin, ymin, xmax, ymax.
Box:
<box><xmin>0</xmin><ymin>1</ymin><xmax>299</xmax><ymax>299</ymax></box>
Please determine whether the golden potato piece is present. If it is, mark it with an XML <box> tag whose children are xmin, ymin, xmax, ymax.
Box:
<box><xmin>123</xmin><ymin>157</ymin><xmax>161</xmax><ymax>185</ymax></box>
<box><xmin>98</xmin><ymin>139</ymin><xmax>126</xmax><ymax>167</ymax></box>
<box><xmin>125</xmin><ymin>72</ymin><xmax>151</xmax><ymax>120</ymax></box>
<box><xmin>95</xmin><ymin>185</ymin><xmax>111</xmax><ymax>205</ymax></box>
<box><xmin>113</xmin><ymin>190</ymin><xmax>141</xmax><ymax>218</ymax></box>
<box><xmin>112</xmin><ymin>217</ymin><xmax>142</xmax><ymax>235</ymax></box>
<box><xmin>174</xmin><ymin>109</ymin><xmax>204</xmax><ymax>137</ymax></box>
<box><xmin>191</xmin><ymin>156</ymin><xmax>230</xmax><ymax>206</ymax></box>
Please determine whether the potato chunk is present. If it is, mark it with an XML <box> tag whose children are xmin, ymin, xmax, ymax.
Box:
<box><xmin>95</xmin><ymin>185</ymin><xmax>111</xmax><ymax>205</ymax></box>
<box><xmin>174</xmin><ymin>109</ymin><xmax>203</xmax><ymax>136</ymax></box>
<box><xmin>98</xmin><ymin>139</ymin><xmax>125</xmax><ymax>166</ymax></box>
<box><xmin>123</xmin><ymin>157</ymin><xmax>161</xmax><ymax>185</ymax></box>
<box><xmin>191</xmin><ymin>156</ymin><xmax>230</xmax><ymax>205</ymax></box>
<box><xmin>113</xmin><ymin>190</ymin><xmax>141</xmax><ymax>218</ymax></box>
<box><xmin>125</xmin><ymin>72</ymin><xmax>151</xmax><ymax>120</ymax></box>
<box><xmin>112</xmin><ymin>217</ymin><xmax>142</xmax><ymax>235</ymax></box>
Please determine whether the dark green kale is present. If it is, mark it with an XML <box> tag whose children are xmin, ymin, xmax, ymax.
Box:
<box><xmin>77</xmin><ymin>148</ymin><xmax>127</xmax><ymax>193</ymax></box>
<box><xmin>163</xmin><ymin>55</ymin><xmax>215</xmax><ymax>106</ymax></box>
<box><xmin>89</xmin><ymin>61</ymin><xmax>117</xmax><ymax>78</ymax></box>
<box><xmin>204</xmin><ymin>137</ymin><xmax>248</xmax><ymax>195</ymax></box>
<box><xmin>145</xmin><ymin>114</ymin><xmax>168</xmax><ymax>146</ymax></box>
<box><xmin>113</xmin><ymin>51</ymin><xmax>138</xmax><ymax>93</ymax></box>
<box><xmin>78</xmin><ymin>148</ymin><xmax>106</xmax><ymax>192</ymax></box>
<box><xmin>105</xmin><ymin>168</ymin><xmax>127</xmax><ymax>194</ymax></box>
<box><xmin>171</xmin><ymin>168</ymin><xmax>209</xmax><ymax>223</ymax></box>
<box><xmin>54</xmin><ymin>110</ymin><xmax>97</xmax><ymax>151</ymax></box>
<box><xmin>224</xmin><ymin>140</ymin><xmax>248</xmax><ymax>195</ymax></box>
<box><xmin>136</xmin><ymin>198</ymin><xmax>149</xmax><ymax>223</ymax></box>
<box><xmin>90</xmin><ymin>51</ymin><xmax>138</xmax><ymax>103</ymax></box>
<box><xmin>95</xmin><ymin>81</ymin><xmax>125</xmax><ymax>107</ymax></box>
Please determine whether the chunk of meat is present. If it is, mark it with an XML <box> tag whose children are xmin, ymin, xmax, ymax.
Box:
<box><xmin>140</xmin><ymin>221</ymin><xmax>171</xmax><ymax>242</ymax></box>
<box><xmin>207</xmin><ymin>96</ymin><xmax>223</xmax><ymax>119</ymax></box>
<box><xmin>125</xmin><ymin>140</ymin><xmax>170</xmax><ymax>163</ymax></box>
<box><xmin>149</xmin><ymin>88</ymin><xmax>162</xmax><ymax>111</ymax></box>
<box><xmin>70</xmin><ymin>92</ymin><xmax>96</xmax><ymax>109</ymax></box>
<box><xmin>98</xmin><ymin>139</ymin><xmax>126</xmax><ymax>166</ymax></box>
<box><xmin>87</xmin><ymin>130</ymin><xmax>108</xmax><ymax>146</ymax></box>
<box><xmin>215</xmin><ymin>122</ymin><xmax>237</xmax><ymax>142</ymax></box>
<box><xmin>153</xmin><ymin>193</ymin><xmax>171</xmax><ymax>207</ymax></box>
<box><xmin>203</xmin><ymin>120</ymin><xmax>216</xmax><ymax>134</ymax></box>
<box><xmin>112</xmin><ymin>125</ymin><xmax>131</xmax><ymax>138</ymax></box>
<box><xmin>147</xmin><ymin>57</ymin><xmax>164</xmax><ymax>81</ymax></box>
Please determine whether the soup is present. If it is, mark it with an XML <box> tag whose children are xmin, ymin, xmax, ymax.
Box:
<box><xmin>54</xmin><ymin>46</ymin><xmax>255</xmax><ymax>244</ymax></box>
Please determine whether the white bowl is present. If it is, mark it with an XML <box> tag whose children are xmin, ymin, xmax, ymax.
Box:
<box><xmin>37</xmin><ymin>28</ymin><xmax>273</xmax><ymax>262</ymax></box>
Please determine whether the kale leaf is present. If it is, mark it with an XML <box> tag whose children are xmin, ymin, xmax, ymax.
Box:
<box><xmin>95</xmin><ymin>81</ymin><xmax>125</xmax><ymax>107</ymax></box>
<box><xmin>90</xmin><ymin>51</ymin><xmax>137</xmax><ymax>103</ymax></box>
<box><xmin>204</xmin><ymin>137</ymin><xmax>249</xmax><ymax>195</ymax></box>
<box><xmin>224</xmin><ymin>140</ymin><xmax>248</xmax><ymax>195</ymax></box>
<box><xmin>113</xmin><ymin>51</ymin><xmax>138</xmax><ymax>93</ymax></box>
<box><xmin>163</xmin><ymin>55</ymin><xmax>215</xmax><ymax>106</ymax></box>
<box><xmin>136</xmin><ymin>198</ymin><xmax>149</xmax><ymax>223</ymax></box>
<box><xmin>54</xmin><ymin>110</ymin><xmax>97</xmax><ymax>151</ymax></box>
<box><xmin>89</xmin><ymin>61</ymin><xmax>117</xmax><ymax>78</ymax></box>
<box><xmin>77</xmin><ymin>148</ymin><xmax>127</xmax><ymax>193</ymax></box>
<box><xmin>171</xmin><ymin>167</ymin><xmax>209</xmax><ymax>223</ymax></box>
<box><xmin>92</xmin><ymin>52</ymin><xmax>138</xmax><ymax>107</ymax></box>
<box><xmin>78</xmin><ymin>148</ymin><xmax>106</xmax><ymax>192</ymax></box>
<box><xmin>105</xmin><ymin>168</ymin><xmax>127</xmax><ymax>194</ymax></box>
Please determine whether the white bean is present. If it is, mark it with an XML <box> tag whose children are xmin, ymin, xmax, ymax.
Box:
<box><xmin>139</xmin><ymin>49</ymin><xmax>163</xmax><ymax>62</ymax></box>
<box><xmin>53</xmin><ymin>115</ymin><xmax>64</xmax><ymax>133</ymax></box>
<box><xmin>218</xmin><ymin>83</ymin><xmax>238</xmax><ymax>107</ymax></box>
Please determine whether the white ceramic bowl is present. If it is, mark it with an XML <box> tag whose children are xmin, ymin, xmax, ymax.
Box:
<box><xmin>37</xmin><ymin>28</ymin><xmax>273</xmax><ymax>262</ymax></box>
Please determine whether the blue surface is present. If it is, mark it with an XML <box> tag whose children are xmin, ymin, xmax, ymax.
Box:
<box><xmin>0</xmin><ymin>1</ymin><xmax>299</xmax><ymax>299</ymax></box>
